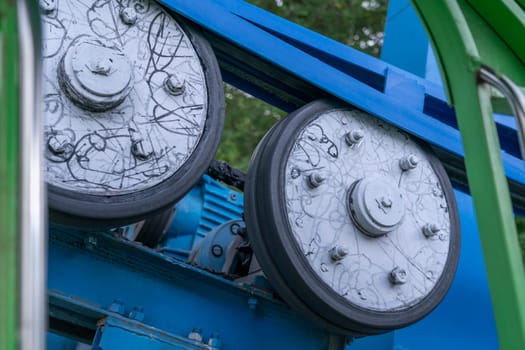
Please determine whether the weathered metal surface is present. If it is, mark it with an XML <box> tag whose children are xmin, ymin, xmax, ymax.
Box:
<box><xmin>42</xmin><ymin>0</ymin><xmax>209</xmax><ymax>195</ymax></box>
<box><xmin>47</xmin><ymin>226</ymin><xmax>343</xmax><ymax>350</ymax></box>
<box><xmin>284</xmin><ymin>108</ymin><xmax>452</xmax><ymax>312</ymax></box>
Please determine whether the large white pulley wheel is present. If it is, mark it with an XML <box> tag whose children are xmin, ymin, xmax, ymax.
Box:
<box><xmin>245</xmin><ymin>99</ymin><xmax>460</xmax><ymax>335</ymax></box>
<box><xmin>41</xmin><ymin>0</ymin><xmax>224</xmax><ymax>227</ymax></box>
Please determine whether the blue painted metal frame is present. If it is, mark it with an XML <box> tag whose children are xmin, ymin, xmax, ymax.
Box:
<box><xmin>158</xmin><ymin>0</ymin><xmax>525</xmax><ymax>204</ymax></box>
<box><xmin>46</xmin><ymin>1</ymin><xmax>508</xmax><ymax>349</ymax></box>
<box><xmin>160</xmin><ymin>175</ymin><xmax>244</xmax><ymax>259</ymax></box>
<box><xmin>93</xmin><ymin>317</ymin><xmax>210</xmax><ymax>350</ymax></box>
<box><xmin>47</xmin><ymin>226</ymin><xmax>345</xmax><ymax>350</ymax></box>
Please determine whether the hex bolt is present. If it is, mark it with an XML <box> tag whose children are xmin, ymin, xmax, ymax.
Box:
<box><xmin>90</xmin><ymin>58</ymin><xmax>112</xmax><ymax>76</ymax></box>
<box><xmin>207</xmin><ymin>334</ymin><xmax>222</xmax><ymax>349</ymax></box>
<box><xmin>345</xmin><ymin>129</ymin><xmax>364</xmax><ymax>146</ymax></box>
<box><xmin>131</xmin><ymin>141</ymin><xmax>152</xmax><ymax>161</ymax></box>
<box><xmin>84</xmin><ymin>236</ymin><xmax>97</xmax><ymax>250</ymax></box>
<box><xmin>389</xmin><ymin>267</ymin><xmax>408</xmax><ymax>285</ymax></box>
<box><xmin>164</xmin><ymin>74</ymin><xmax>185</xmax><ymax>96</ymax></box>
<box><xmin>107</xmin><ymin>299</ymin><xmax>126</xmax><ymax>315</ymax></box>
<box><xmin>39</xmin><ymin>0</ymin><xmax>57</xmax><ymax>14</ymax></box>
<box><xmin>329</xmin><ymin>245</ymin><xmax>349</xmax><ymax>261</ymax></box>
<box><xmin>399</xmin><ymin>154</ymin><xmax>419</xmax><ymax>171</ymax></box>
<box><xmin>120</xmin><ymin>7</ymin><xmax>138</xmax><ymax>25</ymax></box>
<box><xmin>307</xmin><ymin>173</ymin><xmax>325</xmax><ymax>188</ymax></box>
<box><xmin>230</xmin><ymin>223</ymin><xmax>241</xmax><ymax>235</ymax></box>
<box><xmin>380</xmin><ymin>196</ymin><xmax>392</xmax><ymax>208</ymax></box>
<box><xmin>422</xmin><ymin>223</ymin><xmax>440</xmax><ymax>238</ymax></box>
<box><xmin>211</xmin><ymin>244</ymin><xmax>224</xmax><ymax>258</ymax></box>
<box><xmin>47</xmin><ymin>136</ymin><xmax>66</xmax><ymax>155</ymax></box>
<box><xmin>187</xmin><ymin>328</ymin><xmax>203</xmax><ymax>342</ymax></box>
<box><xmin>128</xmin><ymin>306</ymin><xmax>145</xmax><ymax>322</ymax></box>
<box><xmin>248</xmin><ymin>297</ymin><xmax>258</xmax><ymax>311</ymax></box>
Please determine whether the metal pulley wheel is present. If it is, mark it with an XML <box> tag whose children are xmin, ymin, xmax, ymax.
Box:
<box><xmin>245</xmin><ymin>99</ymin><xmax>460</xmax><ymax>335</ymax></box>
<box><xmin>41</xmin><ymin>0</ymin><xmax>224</xmax><ymax>227</ymax></box>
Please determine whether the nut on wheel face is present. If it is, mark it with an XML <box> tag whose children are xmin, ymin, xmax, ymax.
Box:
<box><xmin>245</xmin><ymin>99</ymin><xmax>460</xmax><ymax>335</ymax></box>
<box><xmin>41</xmin><ymin>0</ymin><xmax>224</xmax><ymax>226</ymax></box>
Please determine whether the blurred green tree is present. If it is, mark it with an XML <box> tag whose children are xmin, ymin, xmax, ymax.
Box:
<box><xmin>215</xmin><ymin>0</ymin><xmax>388</xmax><ymax>171</ymax></box>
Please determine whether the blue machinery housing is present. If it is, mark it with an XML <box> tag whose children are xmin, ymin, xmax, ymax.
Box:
<box><xmin>48</xmin><ymin>1</ymin><xmax>506</xmax><ymax>349</ymax></box>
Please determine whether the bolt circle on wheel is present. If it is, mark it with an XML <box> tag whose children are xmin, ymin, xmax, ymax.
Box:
<box><xmin>42</xmin><ymin>0</ymin><xmax>224</xmax><ymax>227</ymax></box>
<box><xmin>245</xmin><ymin>99</ymin><xmax>460</xmax><ymax>335</ymax></box>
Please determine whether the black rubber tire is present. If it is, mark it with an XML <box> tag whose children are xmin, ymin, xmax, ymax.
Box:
<box><xmin>135</xmin><ymin>208</ymin><xmax>175</xmax><ymax>248</ymax></box>
<box><xmin>48</xmin><ymin>15</ymin><xmax>225</xmax><ymax>228</ymax></box>
<box><xmin>245</xmin><ymin>99</ymin><xmax>460</xmax><ymax>335</ymax></box>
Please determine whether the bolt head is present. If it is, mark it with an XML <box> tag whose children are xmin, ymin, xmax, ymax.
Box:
<box><xmin>108</xmin><ymin>299</ymin><xmax>126</xmax><ymax>315</ymax></box>
<box><xmin>131</xmin><ymin>141</ymin><xmax>152</xmax><ymax>161</ymax></box>
<box><xmin>84</xmin><ymin>236</ymin><xmax>97</xmax><ymax>250</ymax></box>
<box><xmin>164</xmin><ymin>74</ymin><xmax>185</xmax><ymax>96</ymax></box>
<box><xmin>188</xmin><ymin>329</ymin><xmax>203</xmax><ymax>342</ymax></box>
<box><xmin>208</xmin><ymin>336</ymin><xmax>221</xmax><ymax>348</ymax></box>
<box><xmin>230</xmin><ymin>223</ymin><xmax>241</xmax><ymax>235</ymax></box>
<box><xmin>39</xmin><ymin>0</ymin><xmax>56</xmax><ymax>14</ymax></box>
<box><xmin>89</xmin><ymin>58</ymin><xmax>112</xmax><ymax>76</ymax></box>
<box><xmin>389</xmin><ymin>267</ymin><xmax>408</xmax><ymax>285</ymax></box>
<box><xmin>248</xmin><ymin>297</ymin><xmax>258</xmax><ymax>310</ymax></box>
<box><xmin>399</xmin><ymin>154</ymin><xmax>419</xmax><ymax>171</ymax></box>
<box><xmin>120</xmin><ymin>7</ymin><xmax>138</xmax><ymax>25</ymax></box>
<box><xmin>211</xmin><ymin>244</ymin><xmax>223</xmax><ymax>258</ymax></box>
<box><xmin>330</xmin><ymin>245</ymin><xmax>349</xmax><ymax>261</ymax></box>
<box><xmin>345</xmin><ymin>129</ymin><xmax>364</xmax><ymax>145</ymax></box>
<box><xmin>128</xmin><ymin>306</ymin><xmax>145</xmax><ymax>321</ymax></box>
<box><xmin>380</xmin><ymin>196</ymin><xmax>392</xmax><ymax>208</ymax></box>
<box><xmin>307</xmin><ymin>173</ymin><xmax>325</xmax><ymax>188</ymax></box>
<box><xmin>422</xmin><ymin>223</ymin><xmax>440</xmax><ymax>238</ymax></box>
<box><xmin>47</xmin><ymin>136</ymin><xmax>66</xmax><ymax>154</ymax></box>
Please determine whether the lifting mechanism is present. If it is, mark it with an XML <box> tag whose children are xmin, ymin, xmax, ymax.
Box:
<box><xmin>1</xmin><ymin>0</ymin><xmax>524</xmax><ymax>349</ymax></box>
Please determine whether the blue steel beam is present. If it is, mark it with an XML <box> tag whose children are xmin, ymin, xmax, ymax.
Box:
<box><xmin>159</xmin><ymin>0</ymin><xmax>525</xmax><ymax>208</ymax></box>
<box><xmin>47</xmin><ymin>226</ymin><xmax>346</xmax><ymax>350</ymax></box>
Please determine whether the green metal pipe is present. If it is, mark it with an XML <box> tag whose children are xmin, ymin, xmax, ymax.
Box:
<box><xmin>0</xmin><ymin>0</ymin><xmax>20</xmax><ymax>348</ymax></box>
<box><xmin>411</xmin><ymin>1</ymin><xmax>525</xmax><ymax>349</ymax></box>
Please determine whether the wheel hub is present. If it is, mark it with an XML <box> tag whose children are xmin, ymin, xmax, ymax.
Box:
<box><xmin>349</xmin><ymin>176</ymin><xmax>405</xmax><ymax>237</ymax></box>
<box><xmin>58</xmin><ymin>38</ymin><xmax>133</xmax><ymax>112</ymax></box>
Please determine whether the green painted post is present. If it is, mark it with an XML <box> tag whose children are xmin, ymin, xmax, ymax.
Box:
<box><xmin>411</xmin><ymin>1</ymin><xmax>525</xmax><ymax>349</ymax></box>
<box><xmin>0</xmin><ymin>0</ymin><xmax>19</xmax><ymax>349</ymax></box>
